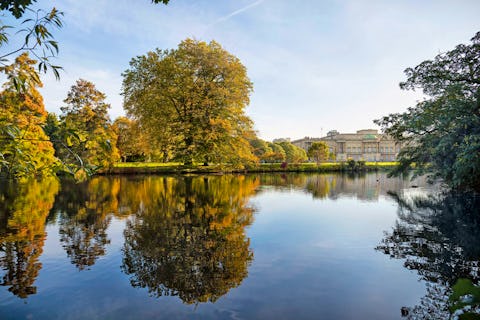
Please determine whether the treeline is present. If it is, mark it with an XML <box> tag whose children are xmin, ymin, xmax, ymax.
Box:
<box><xmin>0</xmin><ymin>40</ymin><xmax>317</xmax><ymax>180</ymax></box>
<box><xmin>0</xmin><ymin>56</ymin><xmax>120</xmax><ymax>180</ymax></box>
<box><xmin>116</xmin><ymin>125</ymin><xmax>309</xmax><ymax>165</ymax></box>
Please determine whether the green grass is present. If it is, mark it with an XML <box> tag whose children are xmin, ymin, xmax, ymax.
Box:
<box><xmin>365</xmin><ymin>161</ymin><xmax>397</xmax><ymax>166</ymax></box>
<box><xmin>114</xmin><ymin>162</ymin><xmax>182</xmax><ymax>168</ymax></box>
<box><xmin>107</xmin><ymin>161</ymin><xmax>398</xmax><ymax>175</ymax></box>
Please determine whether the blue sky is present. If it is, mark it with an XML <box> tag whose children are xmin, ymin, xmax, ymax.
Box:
<box><xmin>29</xmin><ymin>0</ymin><xmax>480</xmax><ymax>140</ymax></box>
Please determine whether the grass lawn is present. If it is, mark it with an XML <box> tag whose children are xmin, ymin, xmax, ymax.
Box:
<box><xmin>114</xmin><ymin>162</ymin><xmax>182</xmax><ymax>168</ymax></box>
<box><xmin>108</xmin><ymin>161</ymin><xmax>398</xmax><ymax>174</ymax></box>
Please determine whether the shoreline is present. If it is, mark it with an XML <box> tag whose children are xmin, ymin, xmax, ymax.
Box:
<box><xmin>104</xmin><ymin>162</ymin><xmax>398</xmax><ymax>175</ymax></box>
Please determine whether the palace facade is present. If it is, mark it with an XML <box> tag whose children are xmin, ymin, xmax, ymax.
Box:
<box><xmin>291</xmin><ymin>129</ymin><xmax>400</xmax><ymax>161</ymax></box>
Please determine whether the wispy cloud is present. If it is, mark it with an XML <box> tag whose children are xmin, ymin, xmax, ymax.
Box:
<box><xmin>209</xmin><ymin>0</ymin><xmax>265</xmax><ymax>27</ymax></box>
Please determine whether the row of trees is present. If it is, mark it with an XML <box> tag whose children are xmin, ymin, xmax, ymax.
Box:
<box><xmin>115</xmin><ymin>118</ymin><xmax>326</xmax><ymax>164</ymax></box>
<box><xmin>2</xmin><ymin>39</ymin><xmax>333</xmax><ymax>179</ymax></box>
<box><xmin>0</xmin><ymin>54</ymin><xmax>119</xmax><ymax>179</ymax></box>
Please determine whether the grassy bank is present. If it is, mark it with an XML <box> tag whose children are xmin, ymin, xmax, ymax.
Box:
<box><xmin>107</xmin><ymin>161</ymin><xmax>398</xmax><ymax>175</ymax></box>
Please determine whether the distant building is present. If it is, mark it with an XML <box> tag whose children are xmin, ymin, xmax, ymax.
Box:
<box><xmin>291</xmin><ymin>129</ymin><xmax>401</xmax><ymax>161</ymax></box>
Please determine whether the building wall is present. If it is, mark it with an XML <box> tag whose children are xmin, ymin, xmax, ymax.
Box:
<box><xmin>291</xmin><ymin>129</ymin><xmax>400</xmax><ymax>162</ymax></box>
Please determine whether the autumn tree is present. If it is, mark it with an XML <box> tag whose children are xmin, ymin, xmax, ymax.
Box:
<box><xmin>122</xmin><ymin>39</ymin><xmax>257</xmax><ymax>166</ymax></box>
<box><xmin>59</xmin><ymin>79</ymin><xmax>119</xmax><ymax>175</ymax></box>
<box><xmin>112</xmin><ymin>116</ymin><xmax>166</xmax><ymax>162</ymax></box>
<box><xmin>264</xmin><ymin>142</ymin><xmax>286</xmax><ymax>163</ymax></box>
<box><xmin>375</xmin><ymin>31</ymin><xmax>480</xmax><ymax>191</ymax></box>
<box><xmin>249</xmin><ymin>138</ymin><xmax>272</xmax><ymax>162</ymax></box>
<box><xmin>113</xmin><ymin>117</ymin><xmax>143</xmax><ymax>162</ymax></box>
<box><xmin>0</xmin><ymin>53</ymin><xmax>58</xmax><ymax>178</ymax></box>
<box><xmin>278</xmin><ymin>141</ymin><xmax>307</xmax><ymax>163</ymax></box>
<box><xmin>307</xmin><ymin>141</ymin><xmax>330</xmax><ymax>164</ymax></box>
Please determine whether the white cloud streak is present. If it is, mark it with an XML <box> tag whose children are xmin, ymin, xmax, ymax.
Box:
<box><xmin>209</xmin><ymin>0</ymin><xmax>265</xmax><ymax>27</ymax></box>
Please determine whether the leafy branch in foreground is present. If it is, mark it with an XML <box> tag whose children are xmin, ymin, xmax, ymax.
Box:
<box><xmin>0</xmin><ymin>5</ymin><xmax>64</xmax><ymax>85</ymax></box>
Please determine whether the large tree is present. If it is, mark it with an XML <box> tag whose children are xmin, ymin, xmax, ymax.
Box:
<box><xmin>122</xmin><ymin>39</ymin><xmax>256</xmax><ymax>165</ymax></box>
<box><xmin>59</xmin><ymin>79</ymin><xmax>119</xmax><ymax>175</ymax></box>
<box><xmin>375</xmin><ymin>31</ymin><xmax>480</xmax><ymax>191</ymax></box>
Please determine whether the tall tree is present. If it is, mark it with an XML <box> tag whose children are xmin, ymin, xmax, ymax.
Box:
<box><xmin>60</xmin><ymin>79</ymin><xmax>119</xmax><ymax>175</ymax></box>
<box><xmin>122</xmin><ymin>39</ymin><xmax>256</xmax><ymax>166</ymax></box>
<box><xmin>375</xmin><ymin>31</ymin><xmax>480</xmax><ymax>191</ymax></box>
<box><xmin>0</xmin><ymin>53</ymin><xmax>57</xmax><ymax>178</ymax></box>
<box><xmin>307</xmin><ymin>141</ymin><xmax>330</xmax><ymax>164</ymax></box>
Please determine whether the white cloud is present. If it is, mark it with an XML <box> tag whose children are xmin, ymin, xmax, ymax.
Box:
<box><xmin>208</xmin><ymin>0</ymin><xmax>265</xmax><ymax>28</ymax></box>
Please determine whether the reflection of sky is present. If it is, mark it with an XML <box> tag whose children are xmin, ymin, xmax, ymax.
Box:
<box><xmin>0</xmin><ymin>176</ymin><xmax>429</xmax><ymax>319</ymax></box>
<box><xmin>239</xmin><ymin>191</ymin><xmax>423</xmax><ymax>319</ymax></box>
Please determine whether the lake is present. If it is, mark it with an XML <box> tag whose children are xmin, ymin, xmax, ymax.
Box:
<box><xmin>0</xmin><ymin>173</ymin><xmax>478</xmax><ymax>319</ymax></box>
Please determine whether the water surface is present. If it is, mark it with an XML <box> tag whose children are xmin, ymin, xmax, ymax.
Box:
<box><xmin>0</xmin><ymin>173</ymin><xmax>476</xmax><ymax>319</ymax></box>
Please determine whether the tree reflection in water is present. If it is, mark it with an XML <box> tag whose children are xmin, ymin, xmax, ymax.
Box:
<box><xmin>54</xmin><ymin>177</ymin><xmax>120</xmax><ymax>270</ymax></box>
<box><xmin>0</xmin><ymin>178</ymin><xmax>59</xmax><ymax>298</ymax></box>
<box><xmin>258</xmin><ymin>172</ymin><xmax>415</xmax><ymax>201</ymax></box>
<box><xmin>376</xmin><ymin>191</ymin><xmax>480</xmax><ymax>319</ymax></box>
<box><xmin>121</xmin><ymin>175</ymin><xmax>259</xmax><ymax>304</ymax></box>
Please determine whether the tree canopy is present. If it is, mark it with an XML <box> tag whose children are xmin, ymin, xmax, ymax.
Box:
<box><xmin>307</xmin><ymin>141</ymin><xmax>330</xmax><ymax>164</ymax></box>
<box><xmin>122</xmin><ymin>39</ymin><xmax>256</xmax><ymax>166</ymax></box>
<box><xmin>278</xmin><ymin>141</ymin><xmax>307</xmax><ymax>163</ymax></box>
<box><xmin>375</xmin><ymin>31</ymin><xmax>480</xmax><ymax>191</ymax></box>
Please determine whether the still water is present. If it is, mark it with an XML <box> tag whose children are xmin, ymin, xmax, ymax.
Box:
<box><xmin>0</xmin><ymin>173</ymin><xmax>478</xmax><ymax>319</ymax></box>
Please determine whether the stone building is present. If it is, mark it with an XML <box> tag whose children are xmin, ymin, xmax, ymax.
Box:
<box><xmin>291</xmin><ymin>129</ymin><xmax>401</xmax><ymax>162</ymax></box>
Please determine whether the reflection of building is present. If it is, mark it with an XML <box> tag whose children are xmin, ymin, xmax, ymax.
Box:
<box><xmin>291</xmin><ymin>129</ymin><xmax>401</xmax><ymax>161</ymax></box>
<box><xmin>260</xmin><ymin>173</ymin><xmax>427</xmax><ymax>202</ymax></box>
